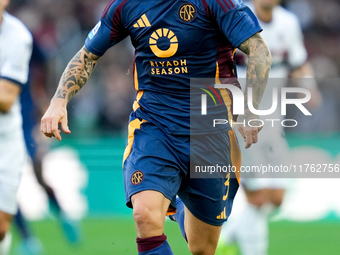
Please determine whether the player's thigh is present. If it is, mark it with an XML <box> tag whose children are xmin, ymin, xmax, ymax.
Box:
<box><xmin>131</xmin><ymin>190</ymin><xmax>171</xmax><ymax>237</ymax></box>
<box><xmin>131</xmin><ymin>190</ymin><xmax>171</xmax><ymax>214</ymax></box>
<box><xmin>184</xmin><ymin>206</ymin><xmax>222</xmax><ymax>255</ymax></box>
<box><xmin>123</xmin><ymin>116</ymin><xmax>187</xmax><ymax>212</ymax></box>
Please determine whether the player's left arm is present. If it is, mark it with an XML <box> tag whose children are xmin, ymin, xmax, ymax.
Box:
<box><xmin>237</xmin><ymin>32</ymin><xmax>271</xmax><ymax>148</ymax></box>
<box><xmin>206</xmin><ymin>1</ymin><xmax>271</xmax><ymax>147</ymax></box>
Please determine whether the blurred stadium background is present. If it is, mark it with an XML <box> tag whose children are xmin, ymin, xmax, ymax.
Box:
<box><xmin>6</xmin><ymin>0</ymin><xmax>340</xmax><ymax>254</ymax></box>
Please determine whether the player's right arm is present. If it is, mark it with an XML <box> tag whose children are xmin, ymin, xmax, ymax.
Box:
<box><xmin>41</xmin><ymin>46</ymin><xmax>100</xmax><ymax>141</ymax></box>
<box><xmin>41</xmin><ymin>0</ymin><xmax>128</xmax><ymax>141</ymax></box>
<box><xmin>237</xmin><ymin>32</ymin><xmax>271</xmax><ymax>148</ymax></box>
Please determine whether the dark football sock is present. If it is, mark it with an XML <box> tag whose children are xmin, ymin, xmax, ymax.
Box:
<box><xmin>136</xmin><ymin>233</ymin><xmax>174</xmax><ymax>255</ymax></box>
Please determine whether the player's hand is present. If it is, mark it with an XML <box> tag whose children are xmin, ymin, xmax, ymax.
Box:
<box><xmin>41</xmin><ymin>98</ymin><xmax>71</xmax><ymax>141</ymax></box>
<box><xmin>236</xmin><ymin>114</ymin><xmax>262</xmax><ymax>149</ymax></box>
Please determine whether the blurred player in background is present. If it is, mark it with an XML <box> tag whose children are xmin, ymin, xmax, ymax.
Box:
<box><xmin>41</xmin><ymin>0</ymin><xmax>271</xmax><ymax>254</ymax></box>
<box><xmin>218</xmin><ymin>0</ymin><xmax>322</xmax><ymax>254</ymax></box>
<box><xmin>13</xmin><ymin>39</ymin><xmax>80</xmax><ymax>255</ymax></box>
<box><xmin>0</xmin><ymin>0</ymin><xmax>32</xmax><ymax>254</ymax></box>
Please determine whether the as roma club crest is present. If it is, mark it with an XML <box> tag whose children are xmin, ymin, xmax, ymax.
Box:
<box><xmin>131</xmin><ymin>171</ymin><xmax>144</xmax><ymax>185</ymax></box>
<box><xmin>179</xmin><ymin>3</ymin><xmax>196</xmax><ymax>22</ymax></box>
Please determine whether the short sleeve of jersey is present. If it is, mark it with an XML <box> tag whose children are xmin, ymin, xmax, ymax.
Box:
<box><xmin>286</xmin><ymin>14</ymin><xmax>307</xmax><ymax>69</ymax></box>
<box><xmin>85</xmin><ymin>0</ymin><xmax>128</xmax><ymax>56</ymax></box>
<box><xmin>0</xmin><ymin>34</ymin><xmax>32</xmax><ymax>86</ymax></box>
<box><xmin>205</xmin><ymin>0</ymin><xmax>262</xmax><ymax>47</ymax></box>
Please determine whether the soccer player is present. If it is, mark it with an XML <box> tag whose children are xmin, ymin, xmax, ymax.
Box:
<box><xmin>41</xmin><ymin>0</ymin><xmax>271</xmax><ymax>254</ymax></box>
<box><xmin>0</xmin><ymin>0</ymin><xmax>33</xmax><ymax>253</ymax></box>
<box><xmin>218</xmin><ymin>0</ymin><xmax>322</xmax><ymax>254</ymax></box>
<box><xmin>18</xmin><ymin>40</ymin><xmax>80</xmax><ymax>246</ymax></box>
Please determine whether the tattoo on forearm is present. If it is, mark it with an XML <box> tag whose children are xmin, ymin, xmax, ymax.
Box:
<box><xmin>239</xmin><ymin>33</ymin><xmax>271</xmax><ymax>112</ymax></box>
<box><xmin>54</xmin><ymin>47</ymin><xmax>99</xmax><ymax>102</ymax></box>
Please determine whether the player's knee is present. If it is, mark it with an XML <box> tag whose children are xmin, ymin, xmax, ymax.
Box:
<box><xmin>188</xmin><ymin>239</ymin><xmax>216</xmax><ymax>255</ymax></box>
<box><xmin>133</xmin><ymin>206</ymin><xmax>148</xmax><ymax>226</ymax></box>
<box><xmin>133</xmin><ymin>205</ymin><xmax>162</xmax><ymax>229</ymax></box>
<box><xmin>188</xmin><ymin>244</ymin><xmax>214</xmax><ymax>255</ymax></box>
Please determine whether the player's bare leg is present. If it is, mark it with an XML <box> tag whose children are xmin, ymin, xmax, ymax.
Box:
<box><xmin>132</xmin><ymin>190</ymin><xmax>170</xmax><ymax>238</ymax></box>
<box><xmin>184</xmin><ymin>207</ymin><xmax>222</xmax><ymax>255</ymax></box>
<box><xmin>0</xmin><ymin>211</ymin><xmax>13</xmax><ymax>255</ymax></box>
<box><xmin>131</xmin><ymin>190</ymin><xmax>174</xmax><ymax>254</ymax></box>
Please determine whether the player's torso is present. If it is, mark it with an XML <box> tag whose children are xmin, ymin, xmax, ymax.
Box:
<box><xmin>112</xmin><ymin>0</ymin><xmax>236</xmax><ymax>134</ymax></box>
<box><xmin>122</xmin><ymin>0</ymin><xmax>235</xmax><ymax>91</ymax></box>
<box><xmin>93</xmin><ymin>0</ymin><xmax>260</xmax><ymax>135</ymax></box>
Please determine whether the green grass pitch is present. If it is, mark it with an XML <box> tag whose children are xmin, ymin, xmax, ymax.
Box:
<box><xmin>9</xmin><ymin>218</ymin><xmax>340</xmax><ymax>254</ymax></box>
